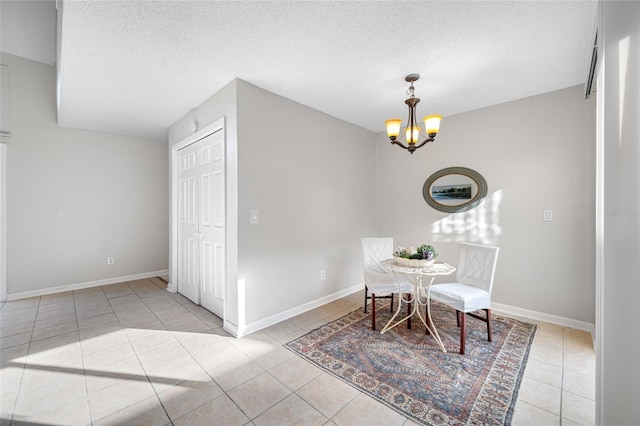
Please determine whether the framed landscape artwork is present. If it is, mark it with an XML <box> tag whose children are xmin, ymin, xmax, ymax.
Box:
<box><xmin>423</xmin><ymin>167</ymin><xmax>488</xmax><ymax>213</ymax></box>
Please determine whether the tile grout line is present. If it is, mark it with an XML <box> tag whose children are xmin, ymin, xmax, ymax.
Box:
<box><xmin>127</xmin><ymin>280</ymin><xmax>205</xmax><ymax>426</ymax></box>
<box><xmin>169</xmin><ymin>326</ymin><xmax>255</xmax><ymax>424</ymax></box>
<box><xmin>104</xmin><ymin>279</ymin><xmax>230</xmax><ymax>425</ymax></box>
<box><xmin>25</xmin><ymin>287</ymin><xmax>287</xmax><ymax>423</ymax></box>
<box><xmin>122</xmin><ymin>280</ymin><xmax>176</xmax><ymax>426</ymax></box>
<box><xmin>6</xmin><ymin>286</ymin><xmax>591</xmax><ymax>425</ymax></box>
<box><xmin>265</xmin><ymin>368</ymin><xmax>323</xmax><ymax>421</ymax></box>
<box><xmin>74</xmin><ymin>280</ymin><xmax>183</xmax><ymax>424</ymax></box>
<box><xmin>163</xmin><ymin>297</ymin><xmax>257</xmax><ymax>424</ymax></box>
<box><xmin>81</xmin><ymin>284</ymin><xmax>113</xmax><ymax>425</ymax></box>
<box><xmin>74</xmin><ymin>286</ymin><xmax>93</xmax><ymax>426</ymax></box>
<box><xmin>77</xmin><ymin>283</ymin><xmax>138</xmax><ymax>424</ymax></box>
<box><xmin>6</xmin><ymin>297</ymin><xmax>39</xmax><ymax>426</ymax></box>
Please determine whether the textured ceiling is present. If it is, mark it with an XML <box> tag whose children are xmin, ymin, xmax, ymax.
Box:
<box><xmin>54</xmin><ymin>1</ymin><xmax>597</xmax><ymax>140</ymax></box>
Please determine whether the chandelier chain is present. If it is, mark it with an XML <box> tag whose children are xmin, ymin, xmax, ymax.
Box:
<box><xmin>406</xmin><ymin>83</ymin><xmax>415</xmax><ymax>97</ymax></box>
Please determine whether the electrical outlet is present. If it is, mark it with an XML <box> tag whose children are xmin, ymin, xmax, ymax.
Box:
<box><xmin>107</xmin><ymin>257</ymin><xmax>115</xmax><ymax>265</ymax></box>
<box><xmin>320</xmin><ymin>270</ymin><xmax>326</xmax><ymax>280</ymax></box>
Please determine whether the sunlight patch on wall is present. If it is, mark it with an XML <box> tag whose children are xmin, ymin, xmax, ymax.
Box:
<box><xmin>430</xmin><ymin>190</ymin><xmax>503</xmax><ymax>245</ymax></box>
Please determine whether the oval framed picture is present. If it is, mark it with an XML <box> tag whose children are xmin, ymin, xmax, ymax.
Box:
<box><xmin>423</xmin><ymin>167</ymin><xmax>488</xmax><ymax>213</ymax></box>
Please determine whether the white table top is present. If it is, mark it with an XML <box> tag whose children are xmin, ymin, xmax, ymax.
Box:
<box><xmin>381</xmin><ymin>259</ymin><xmax>456</xmax><ymax>276</ymax></box>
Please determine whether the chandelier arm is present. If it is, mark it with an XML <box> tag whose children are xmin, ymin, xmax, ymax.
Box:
<box><xmin>391</xmin><ymin>139</ymin><xmax>410</xmax><ymax>150</ymax></box>
<box><xmin>413</xmin><ymin>137</ymin><xmax>436</xmax><ymax>150</ymax></box>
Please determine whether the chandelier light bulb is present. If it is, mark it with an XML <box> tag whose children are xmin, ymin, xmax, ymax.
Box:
<box><xmin>405</xmin><ymin>126</ymin><xmax>421</xmax><ymax>145</ymax></box>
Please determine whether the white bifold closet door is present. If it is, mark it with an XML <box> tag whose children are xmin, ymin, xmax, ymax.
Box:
<box><xmin>177</xmin><ymin>130</ymin><xmax>225</xmax><ymax>318</ymax></box>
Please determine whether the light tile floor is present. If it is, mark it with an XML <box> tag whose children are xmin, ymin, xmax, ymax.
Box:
<box><xmin>0</xmin><ymin>278</ymin><xmax>595</xmax><ymax>425</ymax></box>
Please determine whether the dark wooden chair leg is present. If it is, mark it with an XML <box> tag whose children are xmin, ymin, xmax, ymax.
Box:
<box><xmin>459</xmin><ymin>311</ymin><xmax>466</xmax><ymax>355</ymax></box>
<box><xmin>456</xmin><ymin>310</ymin><xmax>461</xmax><ymax>327</ymax></box>
<box><xmin>371</xmin><ymin>293</ymin><xmax>376</xmax><ymax>330</ymax></box>
<box><xmin>364</xmin><ymin>287</ymin><xmax>369</xmax><ymax>313</ymax></box>
<box><xmin>486</xmin><ymin>309</ymin><xmax>492</xmax><ymax>342</ymax></box>
<box><xmin>364</xmin><ymin>286</ymin><xmax>397</xmax><ymax>316</ymax></box>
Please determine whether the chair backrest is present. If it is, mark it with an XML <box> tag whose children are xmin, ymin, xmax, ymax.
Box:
<box><xmin>361</xmin><ymin>237</ymin><xmax>393</xmax><ymax>275</ymax></box>
<box><xmin>456</xmin><ymin>242</ymin><xmax>500</xmax><ymax>294</ymax></box>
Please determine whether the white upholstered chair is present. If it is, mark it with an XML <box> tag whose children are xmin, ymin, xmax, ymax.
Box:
<box><xmin>361</xmin><ymin>237</ymin><xmax>411</xmax><ymax>330</ymax></box>
<box><xmin>429</xmin><ymin>242</ymin><xmax>500</xmax><ymax>354</ymax></box>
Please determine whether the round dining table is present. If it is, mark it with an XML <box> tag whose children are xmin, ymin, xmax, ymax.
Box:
<box><xmin>380</xmin><ymin>259</ymin><xmax>456</xmax><ymax>352</ymax></box>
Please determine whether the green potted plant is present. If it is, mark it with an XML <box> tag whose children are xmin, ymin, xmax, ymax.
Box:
<box><xmin>393</xmin><ymin>244</ymin><xmax>438</xmax><ymax>266</ymax></box>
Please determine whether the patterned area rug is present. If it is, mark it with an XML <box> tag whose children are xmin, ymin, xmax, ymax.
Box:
<box><xmin>285</xmin><ymin>300</ymin><xmax>536</xmax><ymax>425</ymax></box>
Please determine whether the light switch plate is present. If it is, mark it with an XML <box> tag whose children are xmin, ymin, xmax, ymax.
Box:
<box><xmin>56</xmin><ymin>210</ymin><xmax>65</xmax><ymax>219</ymax></box>
<box><xmin>250</xmin><ymin>209</ymin><xmax>259</xmax><ymax>224</ymax></box>
<box><xmin>543</xmin><ymin>210</ymin><xmax>553</xmax><ymax>221</ymax></box>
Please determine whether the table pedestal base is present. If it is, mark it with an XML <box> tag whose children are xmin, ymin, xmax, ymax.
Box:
<box><xmin>380</xmin><ymin>275</ymin><xmax>447</xmax><ymax>353</ymax></box>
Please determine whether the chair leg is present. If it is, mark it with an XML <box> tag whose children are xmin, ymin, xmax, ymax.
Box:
<box><xmin>486</xmin><ymin>309</ymin><xmax>492</xmax><ymax>342</ymax></box>
<box><xmin>371</xmin><ymin>293</ymin><xmax>376</xmax><ymax>330</ymax></box>
<box><xmin>364</xmin><ymin>287</ymin><xmax>369</xmax><ymax>313</ymax></box>
<box><xmin>459</xmin><ymin>311</ymin><xmax>466</xmax><ymax>355</ymax></box>
<box><xmin>456</xmin><ymin>310</ymin><xmax>461</xmax><ymax>327</ymax></box>
<box><xmin>390</xmin><ymin>293</ymin><xmax>394</xmax><ymax>312</ymax></box>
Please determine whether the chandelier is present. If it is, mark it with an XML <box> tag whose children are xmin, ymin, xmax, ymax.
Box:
<box><xmin>385</xmin><ymin>74</ymin><xmax>442</xmax><ymax>154</ymax></box>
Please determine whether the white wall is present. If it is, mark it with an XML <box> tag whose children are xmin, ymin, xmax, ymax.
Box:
<box><xmin>0</xmin><ymin>1</ymin><xmax>56</xmax><ymax>66</ymax></box>
<box><xmin>596</xmin><ymin>1</ymin><xmax>640</xmax><ymax>423</ymax></box>
<box><xmin>376</xmin><ymin>85</ymin><xmax>596</xmax><ymax>324</ymax></box>
<box><xmin>168</xmin><ymin>79</ymin><xmax>377</xmax><ymax>331</ymax></box>
<box><xmin>2</xmin><ymin>53</ymin><xmax>169</xmax><ymax>297</ymax></box>
<box><xmin>236</xmin><ymin>80</ymin><xmax>376</xmax><ymax>323</ymax></box>
<box><xmin>171</xmin><ymin>79</ymin><xmax>598</xmax><ymax>333</ymax></box>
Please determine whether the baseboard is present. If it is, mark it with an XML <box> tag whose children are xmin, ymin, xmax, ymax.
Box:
<box><xmin>11</xmin><ymin>275</ymin><xmax>593</xmax><ymax>344</ymax></box>
<box><xmin>235</xmin><ymin>282</ymin><xmax>363</xmax><ymax>338</ymax></box>
<box><xmin>233</xmin><ymin>287</ymin><xmax>596</xmax><ymax>341</ymax></box>
<box><xmin>5</xmin><ymin>269</ymin><xmax>170</xmax><ymax>301</ymax></box>
<box><xmin>492</xmin><ymin>301</ymin><xmax>595</xmax><ymax>339</ymax></box>
<box><xmin>223</xmin><ymin>320</ymin><xmax>239</xmax><ymax>338</ymax></box>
